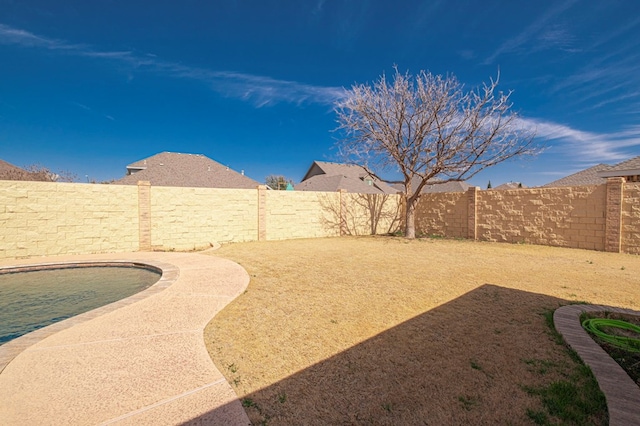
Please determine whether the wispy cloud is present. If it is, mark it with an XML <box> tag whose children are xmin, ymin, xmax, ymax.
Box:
<box><xmin>313</xmin><ymin>0</ymin><xmax>326</xmax><ymax>16</ymax></box>
<box><xmin>520</xmin><ymin>117</ymin><xmax>640</xmax><ymax>163</ymax></box>
<box><xmin>70</xmin><ymin>101</ymin><xmax>116</xmax><ymax>121</ymax></box>
<box><xmin>0</xmin><ymin>23</ymin><xmax>344</xmax><ymax>107</ymax></box>
<box><xmin>484</xmin><ymin>0</ymin><xmax>578</xmax><ymax>64</ymax></box>
<box><xmin>591</xmin><ymin>15</ymin><xmax>640</xmax><ymax>49</ymax></box>
<box><xmin>546</xmin><ymin>42</ymin><xmax>640</xmax><ymax>112</ymax></box>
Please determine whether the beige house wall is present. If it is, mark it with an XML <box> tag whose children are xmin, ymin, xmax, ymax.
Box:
<box><xmin>415</xmin><ymin>192</ymin><xmax>468</xmax><ymax>238</ymax></box>
<box><xmin>475</xmin><ymin>185</ymin><xmax>607</xmax><ymax>250</ymax></box>
<box><xmin>622</xmin><ymin>182</ymin><xmax>640</xmax><ymax>254</ymax></box>
<box><xmin>0</xmin><ymin>180</ymin><xmax>139</xmax><ymax>259</ymax></box>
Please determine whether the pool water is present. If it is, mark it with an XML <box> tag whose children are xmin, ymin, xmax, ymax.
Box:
<box><xmin>0</xmin><ymin>266</ymin><xmax>160</xmax><ymax>345</ymax></box>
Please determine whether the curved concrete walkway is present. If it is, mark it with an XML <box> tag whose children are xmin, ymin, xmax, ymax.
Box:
<box><xmin>0</xmin><ymin>252</ymin><xmax>250</xmax><ymax>425</ymax></box>
<box><xmin>554</xmin><ymin>304</ymin><xmax>640</xmax><ymax>426</ymax></box>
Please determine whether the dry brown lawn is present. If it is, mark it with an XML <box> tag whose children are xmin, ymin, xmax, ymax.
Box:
<box><xmin>203</xmin><ymin>236</ymin><xmax>640</xmax><ymax>425</ymax></box>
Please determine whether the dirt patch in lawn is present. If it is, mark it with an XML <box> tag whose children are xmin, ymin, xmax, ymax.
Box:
<box><xmin>202</xmin><ymin>237</ymin><xmax>640</xmax><ymax>425</ymax></box>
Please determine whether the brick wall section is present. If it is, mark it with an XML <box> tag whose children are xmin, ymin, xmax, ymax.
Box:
<box><xmin>605</xmin><ymin>177</ymin><xmax>624</xmax><ymax>253</ymax></box>
<box><xmin>467</xmin><ymin>187</ymin><xmax>478</xmax><ymax>240</ymax></box>
<box><xmin>415</xmin><ymin>191</ymin><xmax>469</xmax><ymax>238</ymax></box>
<box><xmin>339</xmin><ymin>189</ymin><xmax>348</xmax><ymax>236</ymax></box>
<box><xmin>0</xmin><ymin>180</ymin><xmax>139</xmax><ymax>258</ymax></box>
<box><xmin>265</xmin><ymin>190</ymin><xmax>340</xmax><ymax>240</ymax></box>
<box><xmin>477</xmin><ymin>185</ymin><xmax>606</xmax><ymax>250</ymax></box>
<box><xmin>258</xmin><ymin>185</ymin><xmax>267</xmax><ymax>241</ymax></box>
<box><xmin>342</xmin><ymin>192</ymin><xmax>403</xmax><ymax>236</ymax></box>
<box><xmin>622</xmin><ymin>182</ymin><xmax>640</xmax><ymax>254</ymax></box>
<box><xmin>2</xmin><ymin>180</ymin><xmax>639</xmax><ymax>260</ymax></box>
<box><xmin>149</xmin><ymin>186</ymin><xmax>258</xmax><ymax>250</ymax></box>
<box><xmin>137</xmin><ymin>181</ymin><xmax>152</xmax><ymax>251</ymax></box>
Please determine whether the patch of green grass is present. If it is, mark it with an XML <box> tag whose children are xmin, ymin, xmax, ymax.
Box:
<box><xmin>526</xmin><ymin>408</ymin><xmax>549</xmax><ymax>424</ymax></box>
<box><xmin>470</xmin><ymin>359</ymin><xmax>483</xmax><ymax>371</ymax></box>
<box><xmin>524</xmin><ymin>374</ymin><xmax>606</xmax><ymax>425</ymax></box>
<box><xmin>243</xmin><ymin>397</ymin><xmax>271</xmax><ymax>425</ymax></box>
<box><xmin>524</xmin><ymin>307</ymin><xmax>608</xmax><ymax>425</ymax></box>
<box><xmin>278</xmin><ymin>392</ymin><xmax>287</xmax><ymax>404</ymax></box>
<box><xmin>242</xmin><ymin>398</ymin><xmax>257</xmax><ymax>408</ymax></box>
<box><xmin>458</xmin><ymin>395</ymin><xmax>479</xmax><ymax>411</ymax></box>
<box><xmin>522</xmin><ymin>358</ymin><xmax>557</xmax><ymax>376</ymax></box>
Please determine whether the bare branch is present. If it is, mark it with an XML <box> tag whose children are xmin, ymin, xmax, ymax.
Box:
<box><xmin>334</xmin><ymin>68</ymin><xmax>539</xmax><ymax>238</ymax></box>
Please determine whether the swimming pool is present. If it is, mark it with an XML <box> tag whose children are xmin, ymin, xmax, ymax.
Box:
<box><xmin>0</xmin><ymin>264</ymin><xmax>161</xmax><ymax>345</ymax></box>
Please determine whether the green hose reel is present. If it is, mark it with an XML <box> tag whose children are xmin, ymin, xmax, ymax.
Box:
<box><xmin>582</xmin><ymin>318</ymin><xmax>640</xmax><ymax>352</ymax></box>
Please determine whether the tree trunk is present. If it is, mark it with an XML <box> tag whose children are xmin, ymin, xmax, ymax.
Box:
<box><xmin>404</xmin><ymin>196</ymin><xmax>417</xmax><ymax>239</ymax></box>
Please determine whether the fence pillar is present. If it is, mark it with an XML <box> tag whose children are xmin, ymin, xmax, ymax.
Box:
<box><xmin>258</xmin><ymin>185</ymin><xmax>267</xmax><ymax>241</ymax></box>
<box><xmin>605</xmin><ymin>177</ymin><xmax>625</xmax><ymax>253</ymax></box>
<box><xmin>467</xmin><ymin>186</ymin><xmax>479</xmax><ymax>240</ymax></box>
<box><xmin>339</xmin><ymin>189</ymin><xmax>348</xmax><ymax>236</ymax></box>
<box><xmin>137</xmin><ymin>181</ymin><xmax>152</xmax><ymax>251</ymax></box>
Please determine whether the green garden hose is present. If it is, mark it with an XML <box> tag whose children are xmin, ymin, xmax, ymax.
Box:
<box><xmin>581</xmin><ymin>318</ymin><xmax>640</xmax><ymax>352</ymax></box>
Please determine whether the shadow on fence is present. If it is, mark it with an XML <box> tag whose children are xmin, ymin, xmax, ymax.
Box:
<box><xmin>318</xmin><ymin>192</ymin><xmax>403</xmax><ymax>236</ymax></box>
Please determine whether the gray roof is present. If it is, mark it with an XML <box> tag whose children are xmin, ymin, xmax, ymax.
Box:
<box><xmin>0</xmin><ymin>159</ymin><xmax>24</xmax><ymax>177</ymax></box>
<box><xmin>493</xmin><ymin>182</ymin><xmax>528</xmax><ymax>190</ymax></box>
<box><xmin>392</xmin><ymin>177</ymin><xmax>471</xmax><ymax>194</ymax></box>
<box><xmin>114</xmin><ymin>152</ymin><xmax>260</xmax><ymax>189</ymax></box>
<box><xmin>0</xmin><ymin>159</ymin><xmax>45</xmax><ymax>181</ymax></box>
<box><xmin>297</xmin><ymin>161</ymin><xmax>399</xmax><ymax>194</ymax></box>
<box><xmin>597</xmin><ymin>155</ymin><xmax>640</xmax><ymax>178</ymax></box>
<box><xmin>294</xmin><ymin>174</ymin><xmax>385</xmax><ymax>194</ymax></box>
<box><xmin>542</xmin><ymin>164</ymin><xmax>611</xmax><ymax>187</ymax></box>
<box><xmin>420</xmin><ymin>180</ymin><xmax>471</xmax><ymax>193</ymax></box>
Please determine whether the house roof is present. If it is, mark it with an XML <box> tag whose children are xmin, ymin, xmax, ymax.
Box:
<box><xmin>113</xmin><ymin>152</ymin><xmax>260</xmax><ymax>189</ymax></box>
<box><xmin>0</xmin><ymin>159</ymin><xmax>24</xmax><ymax>177</ymax></box>
<box><xmin>391</xmin><ymin>178</ymin><xmax>471</xmax><ymax>194</ymax></box>
<box><xmin>297</xmin><ymin>161</ymin><xmax>399</xmax><ymax>194</ymax></box>
<box><xmin>419</xmin><ymin>180</ymin><xmax>471</xmax><ymax>193</ymax></box>
<box><xmin>542</xmin><ymin>164</ymin><xmax>611</xmax><ymax>187</ymax></box>
<box><xmin>493</xmin><ymin>182</ymin><xmax>528</xmax><ymax>190</ymax></box>
<box><xmin>597</xmin><ymin>155</ymin><xmax>640</xmax><ymax>178</ymax></box>
<box><xmin>0</xmin><ymin>159</ymin><xmax>44</xmax><ymax>181</ymax></box>
<box><xmin>542</xmin><ymin>155</ymin><xmax>640</xmax><ymax>187</ymax></box>
<box><xmin>295</xmin><ymin>174</ymin><xmax>386</xmax><ymax>194</ymax></box>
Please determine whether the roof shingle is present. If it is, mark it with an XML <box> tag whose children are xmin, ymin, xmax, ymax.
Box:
<box><xmin>542</xmin><ymin>164</ymin><xmax>611</xmax><ymax>187</ymax></box>
<box><xmin>113</xmin><ymin>152</ymin><xmax>260</xmax><ymax>189</ymax></box>
<box><xmin>297</xmin><ymin>161</ymin><xmax>399</xmax><ymax>194</ymax></box>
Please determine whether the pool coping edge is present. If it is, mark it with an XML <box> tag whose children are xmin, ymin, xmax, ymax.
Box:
<box><xmin>0</xmin><ymin>259</ymin><xmax>178</xmax><ymax>373</ymax></box>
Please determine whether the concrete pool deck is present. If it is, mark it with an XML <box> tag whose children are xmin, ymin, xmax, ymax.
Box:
<box><xmin>0</xmin><ymin>251</ymin><xmax>250</xmax><ymax>425</ymax></box>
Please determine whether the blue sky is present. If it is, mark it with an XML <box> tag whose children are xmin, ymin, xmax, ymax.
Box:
<box><xmin>1</xmin><ymin>1</ymin><xmax>639</xmax><ymax>187</ymax></box>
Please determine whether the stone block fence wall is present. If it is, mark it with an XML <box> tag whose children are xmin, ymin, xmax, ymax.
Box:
<box><xmin>0</xmin><ymin>178</ymin><xmax>638</xmax><ymax>260</ymax></box>
<box><xmin>0</xmin><ymin>180</ymin><xmax>401</xmax><ymax>259</ymax></box>
<box><xmin>415</xmin><ymin>178</ymin><xmax>640</xmax><ymax>254</ymax></box>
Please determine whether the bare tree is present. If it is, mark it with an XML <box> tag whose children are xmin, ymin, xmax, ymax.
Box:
<box><xmin>335</xmin><ymin>68</ymin><xmax>538</xmax><ymax>238</ymax></box>
<box><xmin>0</xmin><ymin>163</ymin><xmax>76</xmax><ymax>182</ymax></box>
<box><xmin>265</xmin><ymin>175</ymin><xmax>292</xmax><ymax>190</ymax></box>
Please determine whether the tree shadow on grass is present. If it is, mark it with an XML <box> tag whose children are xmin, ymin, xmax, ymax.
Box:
<box><xmin>188</xmin><ymin>285</ymin><xmax>600</xmax><ymax>425</ymax></box>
